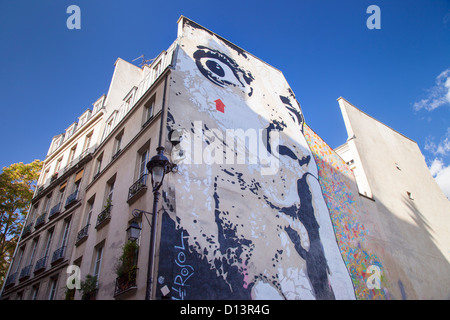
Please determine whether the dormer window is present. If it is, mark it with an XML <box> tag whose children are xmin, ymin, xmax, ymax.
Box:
<box><xmin>78</xmin><ymin>109</ymin><xmax>92</xmax><ymax>127</ymax></box>
<box><xmin>123</xmin><ymin>87</ymin><xmax>137</xmax><ymax>112</ymax></box>
<box><xmin>65</xmin><ymin>123</ymin><xmax>77</xmax><ymax>141</ymax></box>
<box><xmin>93</xmin><ymin>95</ymin><xmax>105</xmax><ymax>114</ymax></box>
<box><xmin>153</xmin><ymin>60</ymin><xmax>162</xmax><ymax>81</ymax></box>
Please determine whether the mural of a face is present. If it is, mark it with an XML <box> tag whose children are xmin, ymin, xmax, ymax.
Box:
<box><xmin>158</xmin><ymin>19</ymin><xmax>355</xmax><ymax>300</ymax></box>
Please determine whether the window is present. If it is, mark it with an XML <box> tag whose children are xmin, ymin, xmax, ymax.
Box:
<box><xmin>113</xmin><ymin>131</ymin><xmax>123</xmax><ymax>159</ymax></box>
<box><xmin>28</xmin><ymin>238</ymin><xmax>39</xmax><ymax>267</ymax></box>
<box><xmin>93</xmin><ymin>245</ymin><xmax>103</xmax><ymax>283</ymax></box>
<box><xmin>55</xmin><ymin>158</ymin><xmax>63</xmax><ymax>174</ymax></box>
<box><xmin>48</xmin><ymin>278</ymin><xmax>58</xmax><ymax>300</ymax></box>
<box><xmin>107</xmin><ymin>180</ymin><xmax>115</xmax><ymax>204</ymax></box>
<box><xmin>15</xmin><ymin>247</ymin><xmax>25</xmax><ymax>274</ymax></box>
<box><xmin>68</xmin><ymin>145</ymin><xmax>77</xmax><ymax>166</ymax></box>
<box><xmin>94</xmin><ymin>153</ymin><xmax>103</xmax><ymax>179</ymax></box>
<box><xmin>104</xmin><ymin>116</ymin><xmax>115</xmax><ymax>139</ymax></box>
<box><xmin>58</xmin><ymin>182</ymin><xmax>67</xmax><ymax>206</ymax></box>
<box><xmin>52</xmin><ymin>135</ymin><xmax>63</xmax><ymax>153</ymax></box>
<box><xmin>143</xmin><ymin>96</ymin><xmax>155</xmax><ymax>127</ymax></box>
<box><xmin>93</xmin><ymin>95</ymin><xmax>105</xmax><ymax>114</ymax></box>
<box><xmin>124</xmin><ymin>91</ymin><xmax>135</xmax><ymax>112</ymax></box>
<box><xmin>60</xmin><ymin>218</ymin><xmax>71</xmax><ymax>249</ymax></box>
<box><xmin>41</xmin><ymin>169</ymin><xmax>50</xmax><ymax>185</ymax></box>
<box><xmin>44</xmin><ymin>229</ymin><xmax>54</xmax><ymax>259</ymax></box>
<box><xmin>83</xmin><ymin>132</ymin><xmax>93</xmax><ymax>153</ymax></box>
<box><xmin>29</xmin><ymin>203</ymin><xmax>39</xmax><ymax>224</ymax></box>
<box><xmin>153</xmin><ymin>60</ymin><xmax>162</xmax><ymax>80</ymax></box>
<box><xmin>65</xmin><ymin>123</ymin><xmax>77</xmax><ymax>140</ymax></box>
<box><xmin>85</xmin><ymin>196</ymin><xmax>95</xmax><ymax>226</ymax></box>
<box><xmin>138</xmin><ymin>148</ymin><xmax>149</xmax><ymax>178</ymax></box>
<box><xmin>31</xmin><ymin>284</ymin><xmax>40</xmax><ymax>300</ymax></box>
<box><xmin>43</xmin><ymin>194</ymin><xmax>52</xmax><ymax>214</ymax></box>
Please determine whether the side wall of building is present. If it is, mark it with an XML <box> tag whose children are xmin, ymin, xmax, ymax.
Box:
<box><xmin>337</xmin><ymin>98</ymin><xmax>450</xmax><ymax>299</ymax></box>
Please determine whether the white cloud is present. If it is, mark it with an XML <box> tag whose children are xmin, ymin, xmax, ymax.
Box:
<box><xmin>414</xmin><ymin>68</ymin><xmax>450</xmax><ymax>111</ymax></box>
<box><xmin>428</xmin><ymin>158</ymin><xmax>450</xmax><ymax>199</ymax></box>
<box><xmin>425</xmin><ymin>128</ymin><xmax>450</xmax><ymax>156</ymax></box>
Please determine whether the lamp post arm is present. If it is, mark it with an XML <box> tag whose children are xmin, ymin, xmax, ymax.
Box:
<box><xmin>132</xmin><ymin>209</ymin><xmax>152</xmax><ymax>227</ymax></box>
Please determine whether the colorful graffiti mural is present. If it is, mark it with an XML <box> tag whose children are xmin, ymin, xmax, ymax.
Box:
<box><xmin>303</xmin><ymin>124</ymin><xmax>391</xmax><ymax>299</ymax></box>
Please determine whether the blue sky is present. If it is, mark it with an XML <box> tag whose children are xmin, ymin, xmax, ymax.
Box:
<box><xmin>1</xmin><ymin>0</ymin><xmax>449</xmax><ymax>196</ymax></box>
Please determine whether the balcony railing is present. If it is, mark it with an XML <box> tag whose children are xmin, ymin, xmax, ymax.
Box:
<box><xmin>49</xmin><ymin>202</ymin><xmax>61</xmax><ymax>219</ymax></box>
<box><xmin>114</xmin><ymin>268</ymin><xmax>138</xmax><ymax>298</ymax></box>
<box><xmin>34</xmin><ymin>256</ymin><xmax>48</xmax><ymax>273</ymax></box>
<box><xmin>35</xmin><ymin>212</ymin><xmax>47</xmax><ymax>229</ymax></box>
<box><xmin>51</xmin><ymin>246</ymin><xmax>66</xmax><ymax>265</ymax></box>
<box><xmin>65</xmin><ymin>190</ymin><xmax>79</xmax><ymax>208</ymax></box>
<box><xmin>95</xmin><ymin>205</ymin><xmax>112</xmax><ymax>229</ymax></box>
<box><xmin>4</xmin><ymin>272</ymin><xmax>17</xmax><ymax>288</ymax></box>
<box><xmin>19</xmin><ymin>264</ymin><xmax>32</xmax><ymax>281</ymax></box>
<box><xmin>127</xmin><ymin>174</ymin><xmax>148</xmax><ymax>203</ymax></box>
<box><xmin>76</xmin><ymin>223</ymin><xmax>90</xmax><ymax>245</ymax></box>
<box><xmin>22</xmin><ymin>223</ymin><xmax>33</xmax><ymax>237</ymax></box>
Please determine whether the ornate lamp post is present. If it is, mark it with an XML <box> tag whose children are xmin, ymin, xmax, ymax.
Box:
<box><xmin>143</xmin><ymin>146</ymin><xmax>174</xmax><ymax>300</ymax></box>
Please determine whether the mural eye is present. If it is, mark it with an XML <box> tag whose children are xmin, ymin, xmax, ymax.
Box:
<box><xmin>197</xmin><ymin>56</ymin><xmax>242</xmax><ymax>87</ymax></box>
<box><xmin>193</xmin><ymin>46</ymin><xmax>250</xmax><ymax>90</ymax></box>
<box><xmin>205</xmin><ymin>60</ymin><xmax>225</xmax><ymax>77</ymax></box>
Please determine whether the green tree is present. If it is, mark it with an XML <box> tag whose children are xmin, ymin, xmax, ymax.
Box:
<box><xmin>0</xmin><ymin>160</ymin><xmax>42</xmax><ymax>288</ymax></box>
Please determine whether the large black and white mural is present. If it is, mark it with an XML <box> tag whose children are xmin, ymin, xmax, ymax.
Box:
<box><xmin>156</xmin><ymin>18</ymin><xmax>355</xmax><ymax>300</ymax></box>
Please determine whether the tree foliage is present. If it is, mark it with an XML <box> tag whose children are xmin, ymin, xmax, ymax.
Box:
<box><xmin>0</xmin><ymin>160</ymin><xmax>42</xmax><ymax>287</ymax></box>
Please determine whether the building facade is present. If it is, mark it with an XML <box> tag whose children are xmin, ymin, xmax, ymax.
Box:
<box><xmin>1</xmin><ymin>16</ymin><xmax>449</xmax><ymax>300</ymax></box>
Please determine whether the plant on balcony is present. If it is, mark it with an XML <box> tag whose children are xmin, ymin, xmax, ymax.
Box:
<box><xmin>64</xmin><ymin>287</ymin><xmax>75</xmax><ymax>300</ymax></box>
<box><xmin>114</xmin><ymin>240</ymin><xmax>139</xmax><ymax>277</ymax></box>
<box><xmin>104</xmin><ymin>196</ymin><xmax>112</xmax><ymax>212</ymax></box>
<box><xmin>80</xmin><ymin>274</ymin><xmax>97</xmax><ymax>300</ymax></box>
<box><xmin>114</xmin><ymin>240</ymin><xmax>139</xmax><ymax>295</ymax></box>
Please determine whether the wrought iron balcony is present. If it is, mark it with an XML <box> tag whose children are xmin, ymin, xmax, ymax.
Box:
<box><xmin>114</xmin><ymin>268</ymin><xmax>138</xmax><ymax>298</ymax></box>
<box><xmin>111</xmin><ymin>149</ymin><xmax>121</xmax><ymax>161</ymax></box>
<box><xmin>127</xmin><ymin>174</ymin><xmax>148</xmax><ymax>203</ymax></box>
<box><xmin>22</xmin><ymin>223</ymin><xmax>33</xmax><ymax>237</ymax></box>
<box><xmin>19</xmin><ymin>264</ymin><xmax>32</xmax><ymax>281</ymax></box>
<box><xmin>34</xmin><ymin>255</ymin><xmax>48</xmax><ymax>273</ymax></box>
<box><xmin>95</xmin><ymin>205</ymin><xmax>112</xmax><ymax>229</ymax></box>
<box><xmin>51</xmin><ymin>245</ymin><xmax>66</xmax><ymax>265</ymax></box>
<box><xmin>4</xmin><ymin>272</ymin><xmax>17</xmax><ymax>288</ymax></box>
<box><xmin>76</xmin><ymin>223</ymin><xmax>90</xmax><ymax>245</ymax></box>
<box><xmin>49</xmin><ymin>202</ymin><xmax>61</xmax><ymax>219</ymax></box>
<box><xmin>35</xmin><ymin>212</ymin><xmax>47</xmax><ymax>229</ymax></box>
<box><xmin>65</xmin><ymin>190</ymin><xmax>79</xmax><ymax>208</ymax></box>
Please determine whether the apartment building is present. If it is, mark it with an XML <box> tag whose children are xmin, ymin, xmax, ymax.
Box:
<box><xmin>2</xmin><ymin>16</ymin><xmax>449</xmax><ymax>300</ymax></box>
<box><xmin>1</xmin><ymin>37</ymin><xmax>177</xmax><ymax>299</ymax></box>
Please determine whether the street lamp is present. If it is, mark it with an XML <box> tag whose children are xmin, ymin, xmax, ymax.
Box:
<box><xmin>147</xmin><ymin>146</ymin><xmax>171</xmax><ymax>191</ymax></box>
<box><xmin>143</xmin><ymin>146</ymin><xmax>175</xmax><ymax>300</ymax></box>
<box><xmin>126</xmin><ymin>221</ymin><xmax>142</xmax><ymax>242</ymax></box>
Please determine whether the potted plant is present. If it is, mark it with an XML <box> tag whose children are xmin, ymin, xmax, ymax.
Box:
<box><xmin>80</xmin><ymin>274</ymin><xmax>98</xmax><ymax>300</ymax></box>
<box><xmin>64</xmin><ymin>287</ymin><xmax>75</xmax><ymax>300</ymax></box>
<box><xmin>114</xmin><ymin>240</ymin><xmax>139</xmax><ymax>295</ymax></box>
